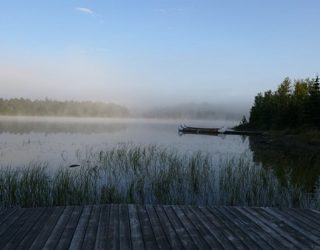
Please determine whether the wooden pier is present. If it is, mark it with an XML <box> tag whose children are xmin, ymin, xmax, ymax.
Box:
<box><xmin>0</xmin><ymin>205</ymin><xmax>319</xmax><ymax>249</ymax></box>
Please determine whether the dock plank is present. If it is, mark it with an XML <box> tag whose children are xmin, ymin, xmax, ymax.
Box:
<box><xmin>145</xmin><ymin>205</ymin><xmax>170</xmax><ymax>249</ymax></box>
<box><xmin>119</xmin><ymin>204</ymin><xmax>132</xmax><ymax>250</ymax></box>
<box><xmin>247</xmin><ymin>207</ymin><xmax>310</xmax><ymax>249</ymax></box>
<box><xmin>264</xmin><ymin>207</ymin><xmax>320</xmax><ymax>246</ymax></box>
<box><xmin>128</xmin><ymin>204</ymin><xmax>145</xmax><ymax>250</ymax></box>
<box><xmin>95</xmin><ymin>205</ymin><xmax>110</xmax><ymax>249</ymax></box>
<box><xmin>231</xmin><ymin>207</ymin><xmax>285</xmax><ymax>249</ymax></box>
<box><xmin>3</xmin><ymin>207</ymin><xmax>46</xmax><ymax>250</ymax></box>
<box><xmin>42</xmin><ymin>206</ymin><xmax>74</xmax><ymax>249</ymax></box>
<box><xmin>154</xmin><ymin>205</ymin><xmax>184</xmax><ymax>249</ymax></box>
<box><xmin>219</xmin><ymin>206</ymin><xmax>271</xmax><ymax>249</ymax></box>
<box><xmin>0</xmin><ymin>208</ymin><xmax>18</xmax><ymax>225</ymax></box>
<box><xmin>0</xmin><ymin>208</ymin><xmax>24</xmax><ymax>237</ymax></box>
<box><xmin>189</xmin><ymin>206</ymin><xmax>236</xmax><ymax>249</ymax></box>
<box><xmin>0</xmin><ymin>204</ymin><xmax>319</xmax><ymax>249</ymax></box>
<box><xmin>0</xmin><ymin>208</ymin><xmax>29</xmax><ymax>246</ymax></box>
<box><xmin>199</xmin><ymin>207</ymin><xmax>246</xmax><ymax>249</ymax></box>
<box><xmin>81</xmin><ymin>205</ymin><xmax>101</xmax><ymax>250</ymax></box>
<box><xmin>181</xmin><ymin>206</ymin><xmax>223</xmax><ymax>249</ymax></box>
<box><xmin>285</xmin><ymin>208</ymin><xmax>320</xmax><ymax>236</ymax></box>
<box><xmin>236</xmin><ymin>207</ymin><xmax>297</xmax><ymax>249</ymax></box>
<box><xmin>106</xmin><ymin>204</ymin><xmax>120</xmax><ymax>250</ymax></box>
<box><xmin>137</xmin><ymin>204</ymin><xmax>158</xmax><ymax>250</ymax></box>
<box><xmin>172</xmin><ymin>205</ymin><xmax>211</xmax><ymax>250</ymax></box>
<box><xmin>55</xmin><ymin>206</ymin><xmax>83</xmax><ymax>250</ymax></box>
<box><xmin>163</xmin><ymin>205</ymin><xmax>198</xmax><ymax>249</ymax></box>
<box><xmin>29</xmin><ymin>206</ymin><xmax>65</xmax><ymax>250</ymax></box>
<box><xmin>15</xmin><ymin>208</ymin><xmax>55</xmax><ymax>250</ymax></box>
<box><xmin>68</xmin><ymin>206</ymin><xmax>92</xmax><ymax>250</ymax></box>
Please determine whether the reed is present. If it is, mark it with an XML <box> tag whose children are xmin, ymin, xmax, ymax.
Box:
<box><xmin>0</xmin><ymin>144</ymin><xmax>319</xmax><ymax>208</ymax></box>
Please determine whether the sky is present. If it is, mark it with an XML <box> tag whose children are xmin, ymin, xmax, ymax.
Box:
<box><xmin>0</xmin><ymin>0</ymin><xmax>319</xmax><ymax>110</ymax></box>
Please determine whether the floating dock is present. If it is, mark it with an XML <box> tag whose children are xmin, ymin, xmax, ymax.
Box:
<box><xmin>179</xmin><ymin>126</ymin><xmax>264</xmax><ymax>136</ymax></box>
<box><xmin>0</xmin><ymin>204</ymin><xmax>319</xmax><ymax>249</ymax></box>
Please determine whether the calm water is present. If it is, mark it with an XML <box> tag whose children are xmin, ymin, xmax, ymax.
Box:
<box><xmin>0</xmin><ymin>116</ymin><xmax>248</xmax><ymax>168</ymax></box>
<box><xmin>0</xmin><ymin>116</ymin><xmax>318</xmax><ymax>191</ymax></box>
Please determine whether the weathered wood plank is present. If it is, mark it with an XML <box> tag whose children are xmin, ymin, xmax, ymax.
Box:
<box><xmin>236</xmin><ymin>207</ymin><xmax>297</xmax><ymax>249</ymax></box>
<box><xmin>0</xmin><ymin>208</ymin><xmax>24</xmax><ymax>236</ymax></box>
<box><xmin>68</xmin><ymin>206</ymin><xmax>92</xmax><ymax>250</ymax></box>
<box><xmin>145</xmin><ymin>205</ymin><xmax>170</xmax><ymax>249</ymax></box>
<box><xmin>311</xmin><ymin>209</ymin><xmax>320</xmax><ymax>216</ymax></box>
<box><xmin>263</xmin><ymin>207</ymin><xmax>320</xmax><ymax>246</ymax></box>
<box><xmin>128</xmin><ymin>204</ymin><xmax>145</xmax><ymax>250</ymax></box>
<box><xmin>189</xmin><ymin>206</ymin><xmax>236</xmax><ymax>249</ymax></box>
<box><xmin>211</xmin><ymin>208</ymin><xmax>259</xmax><ymax>249</ymax></box>
<box><xmin>55</xmin><ymin>206</ymin><xmax>83</xmax><ymax>250</ymax></box>
<box><xmin>95</xmin><ymin>205</ymin><xmax>110</xmax><ymax>250</ymax></box>
<box><xmin>231</xmin><ymin>207</ymin><xmax>285</xmax><ymax>249</ymax></box>
<box><xmin>181</xmin><ymin>206</ymin><xmax>223</xmax><ymax>249</ymax></box>
<box><xmin>106</xmin><ymin>204</ymin><xmax>120</xmax><ymax>250</ymax></box>
<box><xmin>219</xmin><ymin>206</ymin><xmax>272</xmax><ymax>249</ymax></box>
<box><xmin>0</xmin><ymin>208</ymin><xmax>29</xmax><ymax>246</ymax></box>
<box><xmin>137</xmin><ymin>204</ymin><xmax>158</xmax><ymax>249</ymax></box>
<box><xmin>199</xmin><ymin>206</ymin><xmax>246</xmax><ymax>249</ymax></box>
<box><xmin>154</xmin><ymin>205</ymin><xmax>183</xmax><ymax>249</ymax></box>
<box><xmin>172</xmin><ymin>205</ymin><xmax>211</xmax><ymax>250</ymax></box>
<box><xmin>286</xmin><ymin>208</ymin><xmax>320</xmax><ymax>235</ymax></box>
<box><xmin>42</xmin><ymin>206</ymin><xmax>74</xmax><ymax>249</ymax></box>
<box><xmin>119</xmin><ymin>204</ymin><xmax>132</xmax><ymax>250</ymax></box>
<box><xmin>296</xmin><ymin>208</ymin><xmax>320</xmax><ymax>223</ymax></box>
<box><xmin>0</xmin><ymin>205</ymin><xmax>319</xmax><ymax>249</ymax></box>
<box><xmin>82</xmin><ymin>205</ymin><xmax>101</xmax><ymax>250</ymax></box>
<box><xmin>305</xmin><ymin>209</ymin><xmax>320</xmax><ymax>224</ymax></box>
<box><xmin>249</xmin><ymin>207</ymin><xmax>313</xmax><ymax>249</ymax></box>
<box><xmin>3</xmin><ymin>207</ymin><xmax>46</xmax><ymax>250</ymax></box>
<box><xmin>29</xmin><ymin>206</ymin><xmax>65</xmax><ymax>250</ymax></box>
<box><xmin>0</xmin><ymin>208</ymin><xmax>7</xmax><ymax>217</ymax></box>
<box><xmin>0</xmin><ymin>208</ymin><xmax>17</xmax><ymax>225</ymax></box>
<box><xmin>163</xmin><ymin>205</ymin><xmax>198</xmax><ymax>249</ymax></box>
<box><xmin>15</xmin><ymin>207</ymin><xmax>55</xmax><ymax>250</ymax></box>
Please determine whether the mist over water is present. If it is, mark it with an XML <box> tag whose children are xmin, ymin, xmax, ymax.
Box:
<box><xmin>0</xmin><ymin>116</ymin><xmax>246</xmax><ymax>168</ymax></box>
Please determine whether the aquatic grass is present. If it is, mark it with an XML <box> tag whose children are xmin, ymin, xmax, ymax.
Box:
<box><xmin>0</xmin><ymin>144</ymin><xmax>319</xmax><ymax>208</ymax></box>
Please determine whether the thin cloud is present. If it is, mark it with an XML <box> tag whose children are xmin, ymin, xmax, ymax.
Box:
<box><xmin>76</xmin><ymin>7</ymin><xmax>94</xmax><ymax>15</ymax></box>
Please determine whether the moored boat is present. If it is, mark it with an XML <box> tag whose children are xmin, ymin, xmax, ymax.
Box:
<box><xmin>178</xmin><ymin>125</ymin><xmax>264</xmax><ymax>136</ymax></box>
<box><xmin>178</xmin><ymin>125</ymin><xmax>220</xmax><ymax>135</ymax></box>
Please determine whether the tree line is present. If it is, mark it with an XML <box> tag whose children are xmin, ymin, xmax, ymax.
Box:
<box><xmin>0</xmin><ymin>98</ymin><xmax>130</xmax><ymax>117</ymax></box>
<box><xmin>246</xmin><ymin>76</ymin><xmax>320</xmax><ymax>130</ymax></box>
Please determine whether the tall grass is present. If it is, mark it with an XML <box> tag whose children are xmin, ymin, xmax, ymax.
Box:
<box><xmin>0</xmin><ymin>144</ymin><xmax>319</xmax><ymax>208</ymax></box>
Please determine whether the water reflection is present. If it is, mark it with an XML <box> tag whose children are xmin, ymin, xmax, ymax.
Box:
<box><xmin>0</xmin><ymin>117</ymin><xmax>243</xmax><ymax>169</ymax></box>
<box><xmin>1</xmin><ymin>116</ymin><xmax>317</xmax><ymax>192</ymax></box>
<box><xmin>249</xmin><ymin>135</ymin><xmax>320</xmax><ymax>191</ymax></box>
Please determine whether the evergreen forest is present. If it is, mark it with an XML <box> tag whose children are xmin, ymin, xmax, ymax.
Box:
<box><xmin>247</xmin><ymin>76</ymin><xmax>320</xmax><ymax>130</ymax></box>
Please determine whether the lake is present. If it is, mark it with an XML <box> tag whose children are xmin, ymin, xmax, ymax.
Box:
<box><xmin>0</xmin><ymin>116</ymin><xmax>245</xmax><ymax>167</ymax></box>
<box><xmin>0</xmin><ymin>116</ymin><xmax>318</xmax><ymax>191</ymax></box>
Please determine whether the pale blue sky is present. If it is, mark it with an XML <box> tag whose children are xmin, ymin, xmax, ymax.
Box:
<box><xmin>0</xmin><ymin>0</ymin><xmax>319</xmax><ymax>109</ymax></box>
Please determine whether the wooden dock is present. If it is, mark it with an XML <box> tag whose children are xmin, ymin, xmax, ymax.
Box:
<box><xmin>0</xmin><ymin>205</ymin><xmax>319</xmax><ymax>249</ymax></box>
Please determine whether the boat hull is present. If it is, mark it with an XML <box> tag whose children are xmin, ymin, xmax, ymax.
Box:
<box><xmin>178</xmin><ymin>126</ymin><xmax>263</xmax><ymax>136</ymax></box>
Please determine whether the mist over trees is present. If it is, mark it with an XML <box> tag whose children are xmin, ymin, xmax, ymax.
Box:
<box><xmin>248</xmin><ymin>76</ymin><xmax>320</xmax><ymax>129</ymax></box>
<box><xmin>142</xmin><ymin>102</ymin><xmax>247</xmax><ymax>121</ymax></box>
<box><xmin>0</xmin><ymin>98</ymin><xmax>129</xmax><ymax>117</ymax></box>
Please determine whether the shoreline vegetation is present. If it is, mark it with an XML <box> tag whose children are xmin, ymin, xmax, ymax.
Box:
<box><xmin>232</xmin><ymin>75</ymin><xmax>320</xmax><ymax>196</ymax></box>
<box><xmin>236</xmin><ymin>75</ymin><xmax>320</xmax><ymax>131</ymax></box>
<box><xmin>0</xmin><ymin>98</ymin><xmax>130</xmax><ymax>117</ymax></box>
<box><xmin>234</xmin><ymin>75</ymin><xmax>320</xmax><ymax>154</ymax></box>
<box><xmin>0</xmin><ymin>145</ymin><xmax>319</xmax><ymax>208</ymax></box>
<box><xmin>0</xmin><ymin>98</ymin><xmax>245</xmax><ymax>121</ymax></box>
